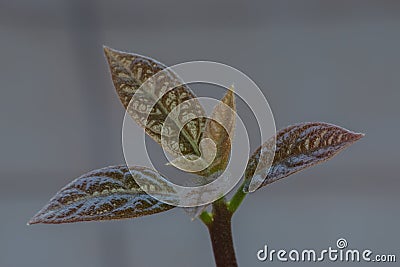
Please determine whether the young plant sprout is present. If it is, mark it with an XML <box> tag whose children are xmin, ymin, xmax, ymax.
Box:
<box><xmin>29</xmin><ymin>47</ymin><xmax>364</xmax><ymax>267</ymax></box>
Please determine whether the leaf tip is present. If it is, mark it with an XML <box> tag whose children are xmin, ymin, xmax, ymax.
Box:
<box><xmin>27</xmin><ymin>208</ymin><xmax>46</xmax><ymax>225</ymax></box>
<box><xmin>103</xmin><ymin>45</ymin><xmax>110</xmax><ymax>54</ymax></box>
<box><xmin>355</xmin><ymin>132</ymin><xmax>365</xmax><ymax>139</ymax></box>
<box><xmin>245</xmin><ymin>185</ymin><xmax>256</xmax><ymax>193</ymax></box>
<box><xmin>27</xmin><ymin>216</ymin><xmax>38</xmax><ymax>225</ymax></box>
<box><xmin>103</xmin><ymin>45</ymin><xmax>119</xmax><ymax>61</ymax></box>
<box><xmin>103</xmin><ymin>46</ymin><xmax>113</xmax><ymax>63</ymax></box>
<box><xmin>242</xmin><ymin>177</ymin><xmax>260</xmax><ymax>193</ymax></box>
<box><xmin>28</xmin><ymin>204</ymin><xmax>51</xmax><ymax>225</ymax></box>
<box><xmin>103</xmin><ymin>45</ymin><xmax>113</xmax><ymax>52</ymax></box>
<box><xmin>347</xmin><ymin>130</ymin><xmax>365</xmax><ymax>145</ymax></box>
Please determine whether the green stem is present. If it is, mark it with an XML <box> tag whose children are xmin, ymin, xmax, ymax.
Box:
<box><xmin>199</xmin><ymin>211</ymin><xmax>213</xmax><ymax>225</ymax></box>
<box><xmin>227</xmin><ymin>183</ymin><xmax>247</xmax><ymax>214</ymax></box>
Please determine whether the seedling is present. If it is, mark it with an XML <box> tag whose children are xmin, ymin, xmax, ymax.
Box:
<box><xmin>29</xmin><ymin>47</ymin><xmax>363</xmax><ymax>267</ymax></box>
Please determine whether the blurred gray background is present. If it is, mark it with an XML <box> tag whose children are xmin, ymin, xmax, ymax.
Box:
<box><xmin>1</xmin><ymin>0</ymin><xmax>399</xmax><ymax>266</ymax></box>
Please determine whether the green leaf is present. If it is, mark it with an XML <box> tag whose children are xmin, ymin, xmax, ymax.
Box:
<box><xmin>103</xmin><ymin>47</ymin><xmax>206</xmax><ymax>157</ymax></box>
<box><xmin>244</xmin><ymin>122</ymin><xmax>364</xmax><ymax>192</ymax></box>
<box><xmin>28</xmin><ymin>166</ymin><xmax>175</xmax><ymax>224</ymax></box>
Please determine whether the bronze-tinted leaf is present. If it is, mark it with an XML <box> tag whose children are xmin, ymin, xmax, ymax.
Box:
<box><xmin>184</xmin><ymin>89</ymin><xmax>236</xmax><ymax>219</ymax></box>
<box><xmin>103</xmin><ymin>47</ymin><xmax>205</xmax><ymax>157</ymax></box>
<box><xmin>28</xmin><ymin>166</ymin><xmax>175</xmax><ymax>224</ymax></box>
<box><xmin>199</xmin><ymin>87</ymin><xmax>236</xmax><ymax>176</ymax></box>
<box><xmin>244</xmin><ymin>122</ymin><xmax>364</xmax><ymax>192</ymax></box>
<box><xmin>172</xmin><ymin>87</ymin><xmax>236</xmax><ymax>175</ymax></box>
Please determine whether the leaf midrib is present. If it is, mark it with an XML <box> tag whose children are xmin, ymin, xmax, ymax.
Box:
<box><xmin>110</xmin><ymin>53</ymin><xmax>202</xmax><ymax>157</ymax></box>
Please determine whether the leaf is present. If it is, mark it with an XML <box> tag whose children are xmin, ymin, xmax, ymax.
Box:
<box><xmin>28</xmin><ymin>166</ymin><xmax>175</xmax><ymax>224</ymax></box>
<box><xmin>103</xmin><ymin>47</ymin><xmax>206</xmax><ymax>158</ymax></box>
<box><xmin>199</xmin><ymin>86</ymin><xmax>236</xmax><ymax>176</ymax></box>
<box><xmin>170</xmin><ymin>87</ymin><xmax>236</xmax><ymax>175</ymax></box>
<box><xmin>244</xmin><ymin>122</ymin><xmax>364</xmax><ymax>192</ymax></box>
<box><xmin>183</xmin><ymin>88</ymin><xmax>236</xmax><ymax>219</ymax></box>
